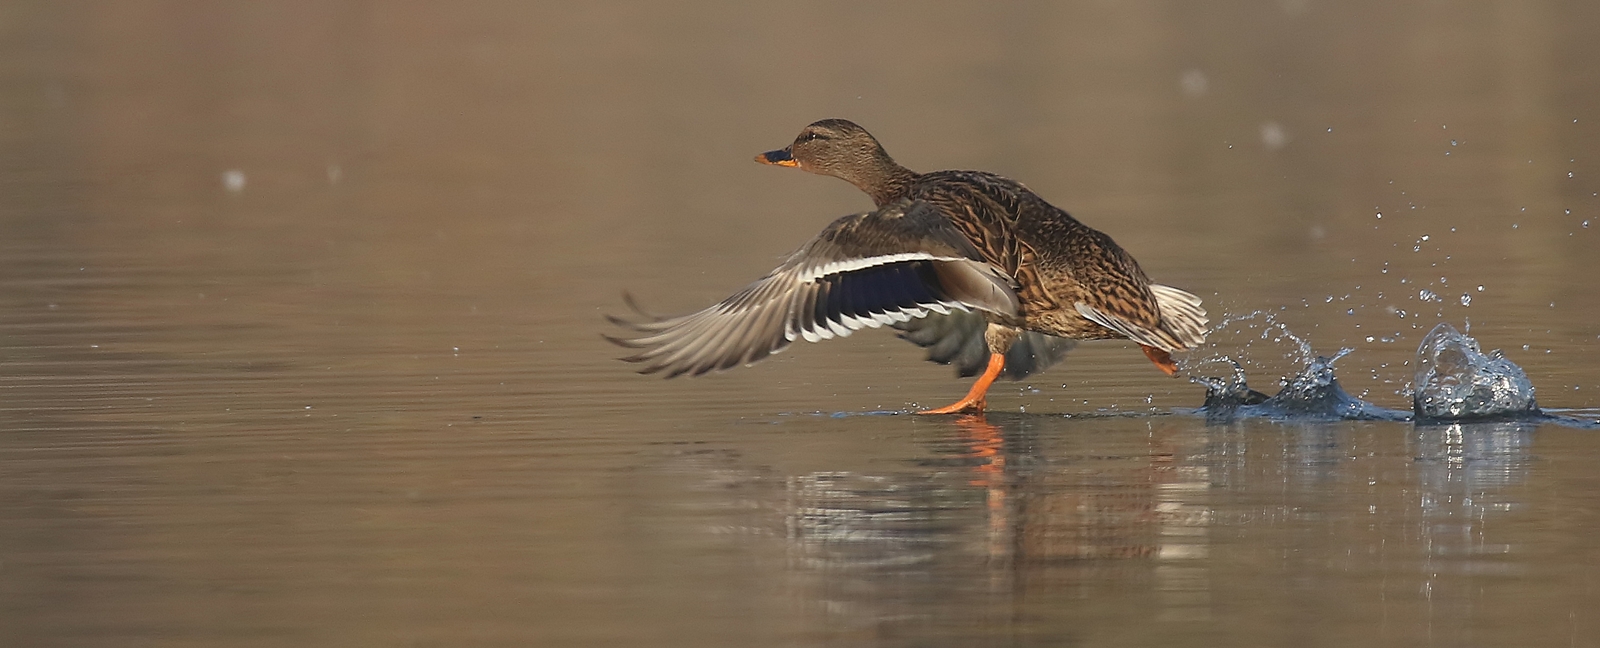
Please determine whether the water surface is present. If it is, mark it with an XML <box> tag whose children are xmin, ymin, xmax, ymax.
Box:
<box><xmin>2</xmin><ymin>2</ymin><xmax>1599</xmax><ymax>646</ymax></box>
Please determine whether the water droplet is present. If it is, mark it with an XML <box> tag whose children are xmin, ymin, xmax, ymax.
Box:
<box><xmin>1366</xmin><ymin>336</ymin><xmax>1375</xmax><ymax>343</ymax></box>
<box><xmin>222</xmin><ymin>169</ymin><xmax>246</xmax><ymax>193</ymax></box>
<box><xmin>1346</xmin><ymin>308</ymin><xmax>1355</xmax><ymax>315</ymax></box>
<box><xmin>1376</xmin><ymin>212</ymin><xmax>1383</xmax><ymax>219</ymax></box>
<box><xmin>1460</xmin><ymin>294</ymin><xmax>1472</xmax><ymax>306</ymax></box>
<box><xmin>1477</xmin><ymin>285</ymin><xmax>1485</xmax><ymax>292</ymax></box>
<box><xmin>1179</xmin><ymin>69</ymin><xmax>1209</xmax><ymax>96</ymax></box>
<box><xmin>1585</xmin><ymin>220</ymin><xmax>1591</xmax><ymax>228</ymax></box>
<box><xmin>1450</xmin><ymin>139</ymin><xmax>1457</xmax><ymax>146</ymax></box>
<box><xmin>1260</xmin><ymin>122</ymin><xmax>1288</xmax><ymax>150</ymax></box>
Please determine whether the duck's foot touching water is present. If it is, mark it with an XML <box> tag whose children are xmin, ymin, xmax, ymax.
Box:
<box><xmin>917</xmin><ymin>353</ymin><xmax>1004</xmax><ymax>415</ymax></box>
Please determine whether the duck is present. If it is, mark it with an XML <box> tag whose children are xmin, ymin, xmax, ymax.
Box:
<box><xmin>607</xmin><ymin>119</ymin><xmax>1208</xmax><ymax>414</ymax></box>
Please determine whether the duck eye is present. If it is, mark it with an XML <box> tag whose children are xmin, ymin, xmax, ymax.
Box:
<box><xmin>799</xmin><ymin>132</ymin><xmax>827</xmax><ymax>143</ymax></box>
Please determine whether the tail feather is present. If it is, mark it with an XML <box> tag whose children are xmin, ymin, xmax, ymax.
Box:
<box><xmin>1149</xmin><ymin>284</ymin><xmax>1208</xmax><ymax>349</ymax></box>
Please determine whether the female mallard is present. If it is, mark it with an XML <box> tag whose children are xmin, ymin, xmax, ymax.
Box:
<box><xmin>608</xmin><ymin>119</ymin><xmax>1207</xmax><ymax>414</ymax></box>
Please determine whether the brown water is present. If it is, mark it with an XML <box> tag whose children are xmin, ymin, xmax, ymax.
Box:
<box><xmin>2</xmin><ymin>2</ymin><xmax>1599</xmax><ymax>646</ymax></box>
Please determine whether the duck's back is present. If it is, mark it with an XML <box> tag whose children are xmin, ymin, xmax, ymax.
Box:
<box><xmin>904</xmin><ymin>169</ymin><xmax>1162</xmax><ymax>337</ymax></box>
<box><xmin>907</xmin><ymin>171</ymin><xmax>1150</xmax><ymax>281</ymax></box>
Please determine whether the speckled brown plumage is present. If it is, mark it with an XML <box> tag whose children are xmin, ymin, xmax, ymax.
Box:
<box><xmin>759</xmin><ymin>119</ymin><xmax>1207</xmax><ymax>354</ymax></box>
<box><xmin>609</xmin><ymin>119</ymin><xmax>1207</xmax><ymax>413</ymax></box>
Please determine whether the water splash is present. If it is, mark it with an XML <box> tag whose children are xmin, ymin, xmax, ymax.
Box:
<box><xmin>1413</xmin><ymin>323</ymin><xmax>1538</xmax><ymax>420</ymax></box>
<box><xmin>1205</xmin><ymin>309</ymin><xmax>1316</xmax><ymax>366</ymax></box>
<box><xmin>1195</xmin><ymin>350</ymin><xmax>1409</xmax><ymax>423</ymax></box>
<box><xmin>1186</xmin><ymin>318</ymin><xmax>1596</xmax><ymax>427</ymax></box>
<box><xmin>1188</xmin><ymin>357</ymin><xmax>1269</xmax><ymax>423</ymax></box>
<box><xmin>1256</xmin><ymin>349</ymin><xmax>1408</xmax><ymax>420</ymax></box>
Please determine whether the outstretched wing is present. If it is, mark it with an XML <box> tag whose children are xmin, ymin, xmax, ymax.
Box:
<box><xmin>607</xmin><ymin>200</ymin><xmax>1021</xmax><ymax>378</ymax></box>
<box><xmin>892</xmin><ymin>310</ymin><xmax>1077</xmax><ymax>380</ymax></box>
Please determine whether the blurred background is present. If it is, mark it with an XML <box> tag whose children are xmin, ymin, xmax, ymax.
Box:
<box><xmin>1</xmin><ymin>2</ymin><xmax>1598</xmax><ymax>646</ymax></box>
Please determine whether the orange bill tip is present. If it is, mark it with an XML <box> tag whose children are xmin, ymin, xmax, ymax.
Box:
<box><xmin>755</xmin><ymin>149</ymin><xmax>798</xmax><ymax>167</ymax></box>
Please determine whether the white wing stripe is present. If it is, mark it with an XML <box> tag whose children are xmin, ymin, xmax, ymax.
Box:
<box><xmin>797</xmin><ymin>252</ymin><xmax>968</xmax><ymax>283</ymax></box>
<box><xmin>790</xmin><ymin>300</ymin><xmax>971</xmax><ymax>345</ymax></box>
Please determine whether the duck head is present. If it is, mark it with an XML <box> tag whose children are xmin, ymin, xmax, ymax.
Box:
<box><xmin>755</xmin><ymin>119</ymin><xmax>915</xmax><ymax>205</ymax></box>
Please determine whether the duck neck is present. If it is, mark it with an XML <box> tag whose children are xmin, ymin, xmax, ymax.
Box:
<box><xmin>848</xmin><ymin>158</ymin><xmax>918</xmax><ymax>207</ymax></box>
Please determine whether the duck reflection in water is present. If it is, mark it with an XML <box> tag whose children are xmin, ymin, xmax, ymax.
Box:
<box><xmin>765</xmin><ymin>413</ymin><xmax>1219</xmax><ymax>634</ymax></box>
<box><xmin>669</xmin><ymin>414</ymin><xmax>1539</xmax><ymax>639</ymax></box>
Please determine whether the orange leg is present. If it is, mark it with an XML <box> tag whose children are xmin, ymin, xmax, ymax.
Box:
<box><xmin>918</xmin><ymin>353</ymin><xmax>1005</xmax><ymax>415</ymax></box>
<box><xmin>1140</xmin><ymin>344</ymin><xmax>1179</xmax><ymax>376</ymax></box>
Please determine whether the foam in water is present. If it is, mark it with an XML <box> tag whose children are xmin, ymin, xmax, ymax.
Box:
<box><xmin>1412</xmin><ymin>322</ymin><xmax>1539</xmax><ymax>420</ymax></box>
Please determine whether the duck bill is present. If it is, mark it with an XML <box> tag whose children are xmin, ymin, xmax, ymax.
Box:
<box><xmin>754</xmin><ymin>148</ymin><xmax>799</xmax><ymax>167</ymax></box>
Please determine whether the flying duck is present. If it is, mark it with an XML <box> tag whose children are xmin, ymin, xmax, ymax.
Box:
<box><xmin>608</xmin><ymin>119</ymin><xmax>1207</xmax><ymax>414</ymax></box>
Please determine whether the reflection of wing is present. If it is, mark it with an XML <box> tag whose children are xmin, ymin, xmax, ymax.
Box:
<box><xmin>894</xmin><ymin>310</ymin><xmax>1077</xmax><ymax>380</ymax></box>
<box><xmin>607</xmin><ymin>201</ymin><xmax>1022</xmax><ymax>378</ymax></box>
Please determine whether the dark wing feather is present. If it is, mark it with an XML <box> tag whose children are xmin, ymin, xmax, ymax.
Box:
<box><xmin>608</xmin><ymin>200</ymin><xmax>1022</xmax><ymax>377</ymax></box>
<box><xmin>892</xmin><ymin>310</ymin><xmax>1076</xmax><ymax>379</ymax></box>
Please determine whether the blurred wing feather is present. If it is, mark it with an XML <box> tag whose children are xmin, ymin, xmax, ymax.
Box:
<box><xmin>892</xmin><ymin>310</ymin><xmax>1076</xmax><ymax>379</ymax></box>
<box><xmin>609</xmin><ymin>200</ymin><xmax>1021</xmax><ymax>377</ymax></box>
